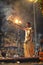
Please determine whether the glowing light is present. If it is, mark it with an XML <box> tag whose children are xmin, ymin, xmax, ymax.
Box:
<box><xmin>7</xmin><ymin>15</ymin><xmax>22</xmax><ymax>25</ymax></box>
<box><xmin>29</xmin><ymin>0</ymin><xmax>38</xmax><ymax>3</ymax></box>
<box><xmin>34</xmin><ymin>0</ymin><xmax>38</xmax><ymax>3</ymax></box>
<box><xmin>19</xmin><ymin>21</ymin><xmax>22</xmax><ymax>24</ymax></box>
<box><xmin>14</xmin><ymin>19</ymin><xmax>22</xmax><ymax>25</ymax></box>
<box><xmin>29</xmin><ymin>0</ymin><xmax>34</xmax><ymax>2</ymax></box>
<box><xmin>15</xmin><ymin>19</ymin><xmax>19</xmax><ymax>24</ymax></box>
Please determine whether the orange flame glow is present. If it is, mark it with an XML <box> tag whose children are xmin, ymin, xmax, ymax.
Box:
<box><xmin>7</xmin><ymin>15</ymin><xmax>22</xmax><ymax>25</ymax></box>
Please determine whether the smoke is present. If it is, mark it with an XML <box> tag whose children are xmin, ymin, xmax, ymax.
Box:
<box><xmin>0</xmin><ymin>0</ymin><xmax>20</xmax><ymax>18</ymax></box>
<box><xmin>0</xmin><ymin>0</ymin><xmax>33</xmax><ymax>42</ymax></box>
<box><xmin>0</xmin><ymin>2</ymin><xmax>12</xmax><ymax>19</ymax></box>
<box><xmin>0</xmin><ymin>0</ymin><xmax>33</xmax><ymax>23</ymax></box>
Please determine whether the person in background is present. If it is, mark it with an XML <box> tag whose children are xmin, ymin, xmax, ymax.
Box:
<box><xmin>1</xmin><ymin>49</ymin><xmax>6</xmax><ymax>58</ymax></box>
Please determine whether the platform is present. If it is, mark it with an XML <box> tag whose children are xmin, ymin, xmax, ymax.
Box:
<box><xmin>0</xmin><ymin>57</ymin><xmax>40</xmax><ymax>63</ymax></box>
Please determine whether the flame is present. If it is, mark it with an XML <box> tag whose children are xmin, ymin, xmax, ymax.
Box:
<box><xmin>7</xmin><ymin>15</ymin><xmax>22</xmax><ymax>25</ymax></box>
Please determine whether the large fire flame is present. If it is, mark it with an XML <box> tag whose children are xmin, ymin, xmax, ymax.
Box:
<box><xmin>7</xmin><ymin>15</ymin><xmax>22</xmax><ymax>25</ymax></box>
<box><xmin>7</xmin><ymin>15</ymin><xmax>32</xmax><ymax>31</ymax></box>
